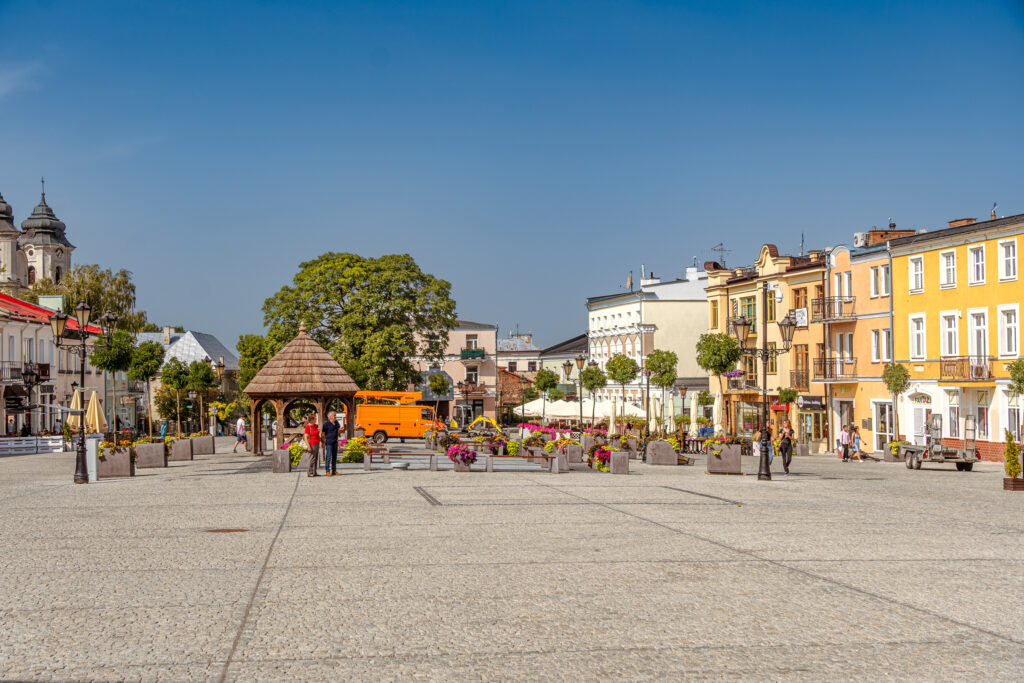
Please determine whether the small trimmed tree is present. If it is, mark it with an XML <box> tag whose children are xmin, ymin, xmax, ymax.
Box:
<box><xmin>187</xmin><ymin>361</ymin><xmax>218</xmax><ymax>434</ymax></box>
<box><xmin>695</xmin><ymin>333</ymin><xmax>742</xmax><ymax>435</ymax></box>
<box><xmin>161</xmin><ymin>358</ymin><xmax>189</xmax><ymax>436</ymax></box>
<box><xmin>777</xmin><ymin>387</ymin><xmax>798</xmax><ymax>407</ymax></box>
<box><xmin>882</xmin><ymin>363</ymin><xmax>911</xmax><ymax>447</ymax></box>
<box><xmin>428</xmin><ymin>373</ymin><xmax>450</xmax><ymax>417</ymax></box>
<box><xmin>89</xmin><ymin>329</ymin><xmax>135</xmax><ymax>433</ymax></box>
<box><xmin>547</xmin><ymin>387</ymin><xmax>565</xmax><ymax>402</ymax></box>
<box><xmin>580</xmin><ymin>365</ymin><xmax>608</xmax><ymax>425</ymax></box>
<box><xmin>128</xmin><ymin>341</ymin><xmax>165</xmax><ymax>439</ymax></box>
<box><xmin>1004</xmin><ymin>429</ymin><xmax>1021</xmax><ymax>479</ymax></box>
<box><xmin>534</xmin><ymin>368</ymin><xmax>558</xmax><ymax>426</ymax></box>
<box><xmin>606</xmin><ymin>354</ymin><xmax>640</xmax><ymax>434</ymax></box>
<box><xmin>646</xmin><ymin>349</ymin><xmax>678</xmax><ymax>436</ymax></box>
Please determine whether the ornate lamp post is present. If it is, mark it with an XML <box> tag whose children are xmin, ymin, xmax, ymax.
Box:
<box><xmin>50</xmin><ymin>303</ymin><xmax>117</xmax><ymax>484</ymax></box>
<box><xmin>21</xmin><ymin>365</ymin><xmax>40</xmax><ymax>434</ymax></box>
<box><xmin>574</xmin><ymin>354</ymin><xmax>586</xmax><ymax>429</ymax></box>
<box><xmin>561</xmin><ymin>359</ymin><xmax>573</xmax><ymax>430</ymax></box>
<box><xmin>729</xmin><ymin>283</ymin><xmax>797</xmax><ymax>481</ymax></box>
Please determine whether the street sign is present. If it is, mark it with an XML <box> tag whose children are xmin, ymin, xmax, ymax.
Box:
<box><xmin>5</xmin><ymin>397</ymin><xmax>26</xmax><ymax>411</ymax></box>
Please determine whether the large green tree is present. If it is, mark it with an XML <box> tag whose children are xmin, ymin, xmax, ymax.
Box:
<box><xmin>89</xmin><ymin>329</ymin><xmax>135</xmax><ymax>432</ymax></box>
<box><xmin>161</xmin><ymin>358</ymin><xmax>189</xmax><ymax>435</ymax></box>
<box><xmin>261</xmin><ymin>253</ymin><xmax>456</xmax><ymax>390</ymax></box>
<box><xmin>606</xmin><ymin>354</ymin><xmax>640</xmax><ymax>433</ymax></box>
<box><xmin>26</xmin><ymin>265</ymin><xmax>153</xmax><ymax>332</ymax></box>
<box><xmin>128</xmin><ymin>341</ymin><xmax>165</xmax><ymax>439</ymax></box>
<box><xmin>695</xmin><ymin>333</ymin><xmax>742</xmax><ymax>435</ymax></box>
<box><xmin>237</xmin><ymin>334</ymin><xmax>275</xmax><ymax>391</ymax></box>
<box><xmin>534</xmin><ymin>368</ymin><xmax>558</xmax><ymax>426</ymax></box>
<box><xmin>580</xmin><ymin>365</ymin><xmax>607</xmax><ymax>425</ymax></box>
<box><xmin>645</xmin><ymin>349</ymin><xmax>678</xmax><ymax>434</ymax></box>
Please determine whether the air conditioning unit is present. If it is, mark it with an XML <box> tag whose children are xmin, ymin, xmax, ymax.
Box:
<box><xmin>853</xmin><ymin>232</ymin><xmax>868</xmax><ymax>248</ymax></box>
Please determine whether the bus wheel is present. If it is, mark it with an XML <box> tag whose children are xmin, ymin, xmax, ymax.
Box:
<box><xmin>372</xmin><ymin>431</ymin><xmax>388</xmax><ymax>444</ymax></box>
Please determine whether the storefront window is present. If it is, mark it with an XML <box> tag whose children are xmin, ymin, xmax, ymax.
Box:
<box><xmin>977</xmin><ymin>391</ymin><xmax>989</xmax><ymax>439</ymax></box>
<box><xmin>1008</xmin><ymin>392</ymin><xmax>1021</xmax><ymax>442</ymax></box>
<box><xmin>947</xmin><ymin>390</ymin><xmax>960</xmax><ymax>438</ymax></box>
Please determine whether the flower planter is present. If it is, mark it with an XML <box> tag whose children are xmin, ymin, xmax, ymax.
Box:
<box><xmin>135</xmin><ymin>442</ymin><xmax>167</xmax><ymax>468</ymax></box>
<box><xmin>1004</xmin><ymin>477</ymin><xmax>1024</xmax><ymax>491</ymax></box>
<box><xmin>707</xmin><ymin>444</ymin><xmax>742</xmax><ymax>475</ymax></box>
<box><xmin>582</xmin><ymin>435</ymin><xmax>595</xmax><ymax>452</ymax></box>
<box><xmin>167</xmin><ymin>439</ymin><xmax>193</xmax><ymax>462</ymax></box>
<box><xmin>566</xmin><ymin>444</ymin><xmax>583</xmax><ymax>463</ymax></box>
<box><xmin>191</xmin><ymin>435</ymin><xmax>215</xmax><ymax>455</ymax></box>
<box><xmin>795</xmin><ymin>444</ymin><xmax>810</xmax><ymax>458</ymax></box>
<box><xmin>244</xmin><ymin>434</ymin><xmax>269</xmax><ymax>452</ymax></box>
<box><xmin>97</xmin><ymin>447</ymin><xmax>135</xmax><ymax>478</ymax></box>
<box><xmin>453</xmin><ymin>460</ymin><xmax>471</xmax><ymax>472</ymax></box>
<box><xmin>272</xmin><ymin>450</ymin><xmax>292</xmax><ymax>473</ymax></box>
<box><xmin>626</xmin><ymin>438</ymin><xmax>638</xmax><ymax>451</ymax></box>
<box><xmin>648</xmin><ymin>441</ymin><xmax>678</xmax><ymax>466</ymax></box>
<box><xmin>610</xmin><ymin>451</ymin><xmax>629</xmax><ymax>475</ymax></box>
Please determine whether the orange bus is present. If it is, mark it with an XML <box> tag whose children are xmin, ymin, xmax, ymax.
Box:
<box><xmin>354</xmin><ymin>391</ymin><xmax>445</xmax><ymax>443</ymax></box>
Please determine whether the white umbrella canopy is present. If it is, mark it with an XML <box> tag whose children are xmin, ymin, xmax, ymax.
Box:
<box><xmin>713</xmin><ymin>393</ymin><xmax>724</xmax><ymax>435</ymax></box>
<box><xmin>513</xmin><ymin>398</ymin><xmax>547</xmax><ymax>418</ymax></box>
<box><xmin>666</xmin><ymin>394</ymin><xmax>675</xmax><ymax>433</ymax></box>
<box><xmin>545</xmin><ymin>400</ymin><xmax>579</xmax><ymax>419</ymax></box>
<box><xmin>608</xmin><ymin>398</ymin><xmax>618</xmax><ymax>435</ymax></box>
<box><xmin>619</xmin><ymin>402</ymin><xmax>647</xmax><ymax>418</ymax></box>
<box><xmin>689</xmin><ymin>393</ymin><xmax>700</xmax><ymax>436</ymax></box>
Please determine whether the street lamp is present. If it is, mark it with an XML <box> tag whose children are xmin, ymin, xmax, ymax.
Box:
<box><xmin>574</xmin><ymin>354</ymin><xmax>586</xmax><ymax>430</ymax></box>
<box><xmin>643</xmin><ymin>368</ymin><xmax>652</xmax><ymax>457</ymax></box>
<box><xmin>51</xmin><ymin>303</ymin><xmax>116</xmax><ymax>484</ymax></box>
<box><xmin>728</xmin><ymin>283</ymin><xmax>798</xmax><ymax>481</ymax></box>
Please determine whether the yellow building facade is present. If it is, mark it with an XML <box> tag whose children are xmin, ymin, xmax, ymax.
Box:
<box><xmin>890</xmin><ymin>213</ymin><xmax>1024</xmax><ymax>460</ymax></box>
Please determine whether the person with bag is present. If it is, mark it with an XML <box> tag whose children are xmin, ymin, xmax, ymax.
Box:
<box><xmin>778</xmin><ymin>418</ymin><xmax>795</xmax><ymax>475</ymax></box>
<box><xmin>321</xmin><ymin>411</ymin><xmax>342</xmax><ymax>477</ymax></box>
<box><xmin>304</xmin><ymin>413</ymin><xmax>321</xmax><ymax>477</ymax></box>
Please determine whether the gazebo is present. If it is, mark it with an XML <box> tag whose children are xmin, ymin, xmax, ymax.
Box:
<box><xmin>243</xmin><ymin>323</ymin><xmax>360</xmax><ymax>454</ymax></box>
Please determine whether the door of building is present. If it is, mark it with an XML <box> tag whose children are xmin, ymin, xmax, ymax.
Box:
<box><xmin>874</xmin><ymin>402</ymin><xmax>894</xmax><ymax>452</ymax></box>
<box><xmin>912</xmin><ymin>407</ymin><xmax>932</xmax><ymax>446</ymax></box>
<box><xmin>838</xmin><ymin>400</ymin><xmax>854</xmax><ymax>432</ymax></box>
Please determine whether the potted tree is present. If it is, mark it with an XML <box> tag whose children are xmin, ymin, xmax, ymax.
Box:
<box><xmin>128</xmin><ymin>340</ymin><xmax>165</xmax><ymax>440</ymax></box>
<box><xmin>161</xmin><ymin>358</ymin><xmax>189</xmax><ymax>437</ymax></box>
<box><xmin>89</xmin><ymin>329</ymin><xmax>135</xmax><ymax>437</ymax></box>
<box><xmin>533</xmin><ymin>368</ymin><xmax>558</xmax><ymax>429</ymax></box>
<box><xmin>882</xmin><ymin>363</ymin><xmax>910</xmax><ymax>461</ymax></box>
<box><xmin>606</xmin><ymin>354</ymin><xmax>639</xmax><ymax>435</ymax></box>
<box><xmin>187</xmin><ymin>361</ymin><xmax>218</xmax><ymax>454</ymax></box>
<box><xmin>695</xmin><ymin>333</ymin><xmax>742</xmax><ymax>436</ymax></box>
<box><xmin>1004</xmin><ymin>360</ymin><xmax>1024</xmax><ymax>491</ymax></box>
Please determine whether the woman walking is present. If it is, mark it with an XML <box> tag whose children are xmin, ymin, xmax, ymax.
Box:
<box><xmin>321</xmin><ymin>411</ymin><xmax>342</xmax><ymax>476</ymax></box>
<box><xmin>778</xmin><ymin>418</ymin><xmax>796</xmax><ymax>475</ymax></box>
<box><xmin>304</xmin><ymin>413</ymin><xmax>321</xmax><ymax>477</ymax></box>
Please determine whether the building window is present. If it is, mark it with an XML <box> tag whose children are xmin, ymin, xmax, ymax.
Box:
<box><xmin>527</xmin><ymin>361</ymin><xmax>537</xmax><ymax>372</ymax></box>
<box><xmin>766</xmin><ymin>342</ymin><xmax>777</xmax><ymax>374</ymax></box>
<box><xmin>766</xmin><ymin>295</ymin><xmax>776</xmax><ymax>323</ymax></box>
<box><xmin>882</xmin><ymin>328</ymin><xmax>892</xmax><ymax>362</ymax></box>
<box><xmin>54</xmin><ymin>266</ymin><xmax>61</xmax><ymax>284</ymax></box>
<box><xmin>1000</xmin><ymin>239</ymin><xmax>1017</xmax><ymax>281</ymax></box>
<box><xmin>968</xmin><ymin>245</ymin><xmax>985</xmax><ymax>285</ymax></box>
<box><xmin>466</xmin><ymin>367</ymin><xmax>479</xmax><ymax>384</ymax></box>
<box><xmin>739</xmin><ymin>296</ymin><xmax>756</xmax><ymax>325</ymax></box>
<box><xmin>968</xmin><ymin>310</ymin><xmax>988</xmax><ymax>357</ymax></box>
<box><xmin>507</xmin><ymin>361</ymin><xmax>517</xmax><ymax>372</ymax></box>
<box><xmin>999</xmin><ymin>306</ymin><xmax>1019</xmax><ymax>357</ymax></box>
<box><xmin>710</xmin><ymin>300</ymin><xmax>719</xmax><ymax>329</ymax></box>
<box><xmin>870</xmin><ymin>266</ymin><xmax>879</xmax><ymax>298</ymax></box>
<box><xmin>909</xmin><ymin>314</ymin><xmax>926</xmax><ymax>359</ymax></box>
<box><xmin>465</xmin><ymin>334</ymin><xmax>478</xmax><ymax>349</ymax></box>
<box><xmin>909</xmin><ymin>257</ymin><xmax>924</xmax><ymax>293</ymax></box>
<box><xmin>1008</xmin><ymin>392</ymin><xmax>1022</xmax><ymax>442</ymax></box>
<box><xmin>871</xmin><ymin>330</ymin><xmax>880</xmax><ymax>362</ymax></box>
<box><xmin>940</xmin><ymin>250</ymin><xmax>956</xmax><ymax>288</ymax></box>
<box><xmin>977</xmin><ymin>391</ymin><xmax>989</xmax><ymax>440</ymax></box>
<box><xmin>881</xmin><ymin>264</ymin><xmax>890</xmax><ymax>295</ymax></box>
<box><xmin>742</xmin><ymin>355</ymin><xmax>756</xmax><ymax>381</ymax></box>
<box><xmin>941</xmin><ymin>312</ymin><xmax>959</xmax><ymax>357</ymax></box>
<box><xmin>947</xmin><ymin>391</ymin><xmax>960</xmax><ymax>438</ymax></box>
<box><xmin>844</xmin><ymin>332</ymin><xmax>853</xmax><ymax>361</ymax></box>
<box><xmin>27</xmin><ymin>266</ymin><xmax>36</xmax><ymax>285</ymax></box>
<box><xmin>793</xmin><ymin>287</ymin><xmax>807</xmax><ymax>313</ymax></box>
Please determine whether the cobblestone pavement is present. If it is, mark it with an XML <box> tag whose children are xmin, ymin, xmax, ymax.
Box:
<box><xmin>1</xmin><ymin>441</ymin><xmax>1022</xmax><ymax>681</ymax></box>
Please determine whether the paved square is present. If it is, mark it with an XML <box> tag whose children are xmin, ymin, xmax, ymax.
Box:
<box><xmin>1</xmin><ymin>443</ymin><xmax>1022</xmax><ymax>681</ymax></box>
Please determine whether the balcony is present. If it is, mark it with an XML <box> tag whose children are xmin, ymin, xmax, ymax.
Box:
<box><xmin>813</xmin><ymin>357</ymin><xmax>858</xmax><ymax>381</ymax></box>
<box><xmin>456</xmin><ymin>381</ymin><xmax>490</xmax><ymax>396</ymax></box>
<box><xmin>939</xmin><ymin>356</ymin><xmax>993</xmax><ymax>381</ymax></box>
<box><xmin>790</xmin><ymin>370</ymin><xmax>809</xmax><ymax>391</ymax></box>
<box><xmin>24</xmin><ymin>363</ymin><xmax>50</xmax><ymax>382</ymax></box>
<box><xmin>810</xmin><ymin>297</ymin><xmax>856</xmax><ymax>322</ymax></box>
<box><xmin>459</xmin><ymin>348</ymin><xmax>485</xmax><ymax>360</ymax></box>
<box><xmin>727</xmin><ymin>376</ymin><xmax>759</xmax><ymax>392</ymax></box>
<box><xmin>0</xmin><ymin>361</ymin><xmax>23</xmax><ymax>384</ymax></box>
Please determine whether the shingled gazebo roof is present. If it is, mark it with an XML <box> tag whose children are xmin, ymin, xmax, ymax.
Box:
<box><xmin>244</xmin><ymin>323</ymin><xmax>360</xmax><ymax>397</ymax></box>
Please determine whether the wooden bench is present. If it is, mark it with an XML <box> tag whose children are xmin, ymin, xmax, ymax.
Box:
<box><xmin>363</xmin><ymin>451</ymin><xmax>561</xmax><ymax>472</ymax></box>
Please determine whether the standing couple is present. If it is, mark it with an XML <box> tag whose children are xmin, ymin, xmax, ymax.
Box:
<box><xmin>305</xmin><ymin>411</ymin><xmax>344</xmax><ymax>477</ymax></box>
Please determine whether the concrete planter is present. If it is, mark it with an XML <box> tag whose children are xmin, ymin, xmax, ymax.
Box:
<box><xmin>566</xmin><ymin>444</ymin><xmax>583</xmax><ymax>463</ymax></box>
<box><xmin>707</xmin><ymin>444</ymin><xmax>742</xmax><ymax>475</ymax></box>
<box><xmin>453</xmin><ymin>460</ymin><xmax>472</xmax><ymax>472</ymax></box>
<box><xmin>582</xmin><ymin>435</ymin><xmax>595</xmax><ymax>452</ymax></box>
<box><xmin>795</xmin><ymin>444</ymin><xmax>810</xmax><ymax>458</ymax></box>
<box><xmin>628</xmin><ymin>449</ymin><xmax>640</xmax><ymax>460</ymax></box>
<box><xmin>626</xmin><ymin>438</ymin><xmax>638</xmax><ymax>451</ymax></box>
<box><xmin>272</xmin><ymin>450</ymin><xmax>291</xmax><ymax>473</ymax></box>
<box><xmin>610</xmin><ymin>451</ymin><xmax>629</xmax><ymax>475</ymax></box>
<box><xmin>168</xmin><ymin>439</ymin><xmax>193</xmax><ymax>462</ymax></box>
<box><xmin>97</xmin><ymin>447</ymin><xmax>135</xmax><ymax>478</ymax></box>
<box><xmin>244</xmin><ymin>434</ymin><xmax>269</xmax><ymax>452</ymax></box>
<box><xmin>1003</xmin><ymin>477</ymin><xmax>1024</xmax><ymax>491</ymax></box>
<box><xmin>135</xmin><ymin>442</ymin><xmax>167</xmax><ymax>468</ymax></box>
<box><xmin>556</xmin><ymin>452</ymin><xmax>569</xmax><ymax>473</ymax></box>
<box><xmin>648</xmin><ymin>441</ymin><xmax>678</xmax><ymax>466</ymax></box>
<box><xmin>191</xmin><ymin>435</ymin><xmax>215</xmax><ymax>455</ymax></box>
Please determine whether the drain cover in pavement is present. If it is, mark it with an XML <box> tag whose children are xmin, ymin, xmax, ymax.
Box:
<box><xmin>205</xmin><ymin>528</ymin><xmax>248</xmax><ymax>533</ymax></box>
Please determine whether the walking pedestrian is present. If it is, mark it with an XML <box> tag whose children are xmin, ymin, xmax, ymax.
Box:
<box><xmin>321</xmin><ymin>411</ymin><xmax>342</xmax><ymax>476</ymax></box>
<box><xmin>233</xmin><ymin>415</ymin><xmax>246</xmax><ymax>453</ymax></box>
<box><xmin>304</xmin><ymin>413</ymin><xmax>321</xmax><ymax>477</ymax></box>
<box><xmin>840</xmin><ymin>424</ymin><xmax>851</xmax><ymax>462</ymax></box>
<box><xmin>779</xmin><ymin>418</ymin><xmax>796</xmax><ymax>474</ymax></box>
<box><xmin>851</xmin><ymin>425</ymin><xmax>864</xmax><ymax>461</ymax></box>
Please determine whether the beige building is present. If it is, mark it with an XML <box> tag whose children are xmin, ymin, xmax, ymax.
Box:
<box><xmin>412</xmin><ymin>320</ymin><xmax>497</xmax><ymax>423</ymax></box>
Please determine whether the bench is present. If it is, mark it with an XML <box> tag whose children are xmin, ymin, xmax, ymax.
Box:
<box><xmin>363</xmin><ymin>451</ymin><xmax>562</xmax><ymax>472</ymax></box>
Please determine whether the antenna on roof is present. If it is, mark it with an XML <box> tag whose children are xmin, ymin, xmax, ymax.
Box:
<box><xmin>710</xmin><ymin>242</ymin><xmax>731</xmax><ymax>268</ymax></box>
<box><xmin>693</xmin><ymin>256</ymin><xmax>698</xmax><ymax>268</ymax></box>
<box><xmin>992</xmin><ymin>202</ymin><xmax>998</xmax><ymax>220</ymax></box>
<box><xmin>800</xmin><ymin>233</ymin><xmax>805</xmax><ymax>257</ymax></box>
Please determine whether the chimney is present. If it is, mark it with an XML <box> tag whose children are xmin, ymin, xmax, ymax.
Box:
<box><xmin>808</xmin><ymin>250</ymin><xmax>822</xmax><ymax>261</ymax></box>
<box><xmin>948</xmin><ymin>218</ymin><xmax>977</xmax><ymax>228</ymax></box>
<box><xmin>163</xmin><ymin>325</ymin><xmax>172</xmax><ymax>345</ymax></box>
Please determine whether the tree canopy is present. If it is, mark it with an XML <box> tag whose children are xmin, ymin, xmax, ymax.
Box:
<box><xmin>882</xmin><ymin>363</ymin><xmax>910</xmax><ymax>396</ymax></box>
<box><xmin>25</xmin><ymin>265</ymin><xmax>155</xmax><ymax>332</ymax></box>
<box><xmin>580</xmin><ymin>365</ymin><xmax>607</xmax><ymax>394</ymax></box>
<box><xmin>534</xmin><ymin>368</ymin><xmax>558</xmax><ymax>394</ymax></box>
<box><xmin>89</xmin><ymin>330</ymin><xmax>135</xmax><ymax>375</ymax></box>
<box><xmin>187</xmin><ymin>360</ymin><xmax>218</xmax><ymax>393</ymax></box>
<box><xmin>237</xmin><ymin>334</ymin><xmax>275</xmax><ymax>390</ymax></box>
<box><xmin>606</xmin><ymin>354</ymin><xmax>639</xmax><ymax>387</ymax></box>
<box><xmin>261</xmin><ymin>252</ymin><xmax>456</xmax><ymax>390</ymax></box>
<box><xmin>547</xmin><ymin>387</ymin><xmax>566</xmax><ymax>402</ymax></box>
<box><xmin>128</xmin><ymin>341</ymin><xmax>165</xmax><ymax>383</ymax></box>
<box><xmin>428</xmin><ymin>373</ymin><xmax>450</xmax><ymax>398</ymax></box>
<box><xmin>695</xmin><ymin>333</ymin><xmax>741</xmax><ymax>376</ymax></box>
<box><xmin>645</xmin><ymin>349</ymin><xmax>678</xmax><ymax>389</ymax></box>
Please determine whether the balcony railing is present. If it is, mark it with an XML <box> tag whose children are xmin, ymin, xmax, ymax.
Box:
<box><xmin>457</xmin><ymin>382</ymin><xmax>489</xmax><ymax>396</ymax></box>
<box><xmin>459</xmin><ymin>348</ymin><xmax>485</xmax><ymax>359</ymax></box>
<box><xmin>790</xmin><ymin>370</ymin><xmax>809</xmax><ymax>391</ymax></box>
<box><xmin>727</xmin><ymin>377</ymin><xmax>759</xmax><ymax>392</ymax></box>
<box><xmin>813</xmin><ymin>357</ymin><xmax>857</xmax><ymax>380</ymax></box>
<box><xmin>24</xmin><ymin>363</ymin><xmax>50</xmax><ymax>381</ymax></box>
<box><xmin>810</xmin><ymin>297</ymin><xmax>856</xmax><ymax>322</ymax></box>
<box><xmin>939</xmin><ymin>356</ymin><xmax>993</xmax><ymax>381</ymax></box>
<box><xmin>0</xmin><ymin>361</ymin><xmax>23</xmax><ymax>384</ymax></box>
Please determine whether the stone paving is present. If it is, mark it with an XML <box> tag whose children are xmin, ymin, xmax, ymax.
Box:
<box><xmin>0</xmin><ymin>439</ymin><xmax>1022</xmax><ymax>681</ymax></box>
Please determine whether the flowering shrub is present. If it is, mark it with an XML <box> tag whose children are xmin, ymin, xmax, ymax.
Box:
<box><xmin>342</xmin><ymin>436</ymin><xmax>369</xmax><ymax>463</ymax></box>
<box><xmin>706</xmin><ymin>435</ymin><xmax>741</xmax><ymax>457</ymax></box>
<box><xmin>447</xmin><ymin>443</ymin><xmax>476</xmax><ymax>465</ymax></box>
<box><xmin>586</xmin><ymin>444</ymin><xmax>611</xmax><ymax>472</ymax></box>
<box><xmin>98</xmin><ymin>440</ymin><xmax>133</xmax><ymax>459</ymax></box>
<box><xmin>722</xmin><ymin>369</ymin><xmax>745</xmax><ymax>378</ymax></box>
<box><xmin>437</xmin><ymin>432</ymin><xmax>460</xmax><ymax>450</ymax></box>
<box><xmin>583</xmin><ymin>428</ymin><xmax>607</xmax><ymax>436</ymax></box>
<box><xmin>487</xmin><ymin>434</ymin><xmax>507</xmax><ymax>455</ymax></box>
<box><xmin>134</xmin><ymin>437</ymin><xmax>157</xmax><ymax>445</ymax></box>
<box><xmin>544</xmin><ymin>437</ymin><xmax>579</xmax><ymax>453</ymax></box>
<box><xmin>888</xmin><ymin>440</ymin><xmax>909</xmax><ymax>456</ymax></box>
<box><xmin>506</xmin><ymin>440</ymin><xmax>521</xmax><ymax>457</ymax></box>
<box><xmin>522</xmin><ymin>433</ymin><xmax>545</xmax><ymax>448</ymax></box>
<box><xmin>288</xmin><ymin>442</ymin><xmax>306</xmax><ymax>466</ymax></box>
<box><xmin>189</xmin><ymin>432</ymin><xmax>205</xmax><ymax>438</ymax></box>
<box><xmin>667</xmin><ymin>436</ymin><xmax>681</xmax><ymax>453</ymax></box>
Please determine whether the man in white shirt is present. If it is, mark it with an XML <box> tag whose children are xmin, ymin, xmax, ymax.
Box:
<box><xmin>233</xmin><ymin>416</ymin><xmax>247</xmax><ymax>453</ymax></box>
<box><xmin>839</xmin><ymin>424</ymin><xmax>851</xmax><ymax>462</ymax></box>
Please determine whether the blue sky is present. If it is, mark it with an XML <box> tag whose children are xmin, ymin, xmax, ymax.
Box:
<box><xmin>1</xmin><ymin>0</ymin><xmax>1022</xmax><ymax>352</ymax></box>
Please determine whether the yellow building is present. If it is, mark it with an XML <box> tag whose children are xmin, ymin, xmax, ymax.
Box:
<box><xmin>705</xmin><ymin>245</ymin><xmax>832</xmax><ymax>452</ymax></box>
<box><xmin>890</xmin><ymin>212</ymin><xmax>1024</xmax><ymax>460</ymax></box>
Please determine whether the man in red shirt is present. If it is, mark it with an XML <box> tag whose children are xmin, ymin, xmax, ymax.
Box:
<box><xmin>304</xmin><ymin>413</ymin><xmax>321</xmax><ymax>477</ymax></box>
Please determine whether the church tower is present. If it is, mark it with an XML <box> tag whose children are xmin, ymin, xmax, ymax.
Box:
<box><xmin>18</xmin><ymin>183</ymin><xmax>74</xmax><ymax>286</ymax></box>
<box><xmin>0</xmin><ymin>190</ymin><xmax>25</xmax><ymax>289</ymax></box>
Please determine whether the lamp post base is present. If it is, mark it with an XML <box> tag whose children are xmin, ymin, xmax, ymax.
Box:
<box><xmin>758</xmin><ymin>438</ymin><xmax>772</xmax><ymax>481</ymax></box>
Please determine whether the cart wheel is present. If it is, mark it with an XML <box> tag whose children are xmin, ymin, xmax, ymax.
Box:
<box><xmin>905</xmin><ymin>450</ymin><xmax>914</xmax><ymax>469</ymax></box>
<box><xmin>913</xmin><ymin>453</ymin><xmax>922</xmax><ymax>469</ymax></box>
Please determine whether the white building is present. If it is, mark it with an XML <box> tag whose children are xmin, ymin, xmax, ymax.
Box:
<box><xmin>586</xmin><ymin>266</ymin><xmax>710</xmax><ymax>409</ymax></box>
<box><xmin>0</xmin><ymin>187</ymin><xmax>74</xmax><ymax>291</ymax></box>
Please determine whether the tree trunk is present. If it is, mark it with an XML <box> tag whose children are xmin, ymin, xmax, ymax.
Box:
<box><xmin>620</xmin><ymin>384</ymin><xmax>626</xmax><ymax>435</ymax></box>
<box><xmin>591</xmin><ymin>395</ymin><xmax>596</xmax><ymax>426</ymax></box>
<box><xmin>717</xmin><ymin>374</ymin><xmax>727</xmax><ymax>435</ymax></box>
<box><xmin>892</xmin><ymin>393</ymin><xmax>900</xmax><ymax>447</ymax></box>
<box><xmin>110</xmin><ymin>371</ymin><xmax>116</xmax><ymax>436</ymax></box>
<box><xmin>147</xmin><ymin>379</ymin><xmax>153</xmax><ymax>440</ymax></box>
<box><xmin>175</xmin><ymin>391</ymin><xmax>181</xmax><ymax>436</ymax></box>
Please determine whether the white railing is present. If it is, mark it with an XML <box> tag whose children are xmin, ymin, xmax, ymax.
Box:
<box><xmin>0</xmin><ymin>436</ymin><xmax>67</xmax><ymax>455</ymax></box>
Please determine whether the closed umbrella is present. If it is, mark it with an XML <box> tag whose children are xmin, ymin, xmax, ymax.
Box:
<box><xmin>690</xmin><ymin>394</ymin><xmax>700</xmax><ymax>436</ymax></box>
<box><xmin>66</xmin><ymin>387</ymin><xmax>82</xmax><ymax>430</ymax></box>
<box><xmin>86</xmin><ymin>391</ymin><xmax>108</xmax><ymax>434</ymax></box>
<box><xmin>712</xmin><ymin>393</ymin><xmax>723</xmax><ymax>436</ymax></box>
<box><xmin>609</xmin><ymin>398</ymin><xmax>617</xmax><ymax>435</ymax></box>
<box><xmin>666</xmin><ymin>394</ymin><xmax>675</xmax><ymax>435</ymax></box>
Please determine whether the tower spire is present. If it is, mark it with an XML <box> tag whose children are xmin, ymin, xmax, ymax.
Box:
<box><xmin>41</xmin><ymin>176</ymin><xmax>45</xmax><ymax>201</ymax></box>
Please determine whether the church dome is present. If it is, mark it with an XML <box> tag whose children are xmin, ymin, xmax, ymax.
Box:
<box><xmin>19</xmin><ymin>191</ymin><xmax>73</xmax><ymax>247</ymax></box>
<box><xmin>0</xmin><ymin>190</ymin><xmax>16</xmax><ymax>233</ymax></box>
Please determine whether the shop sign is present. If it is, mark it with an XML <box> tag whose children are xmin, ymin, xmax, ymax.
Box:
<box><xmin>796</xmin><ymin>395</ymin><xmax>824</xmax><ymax>410</ymax></box>
<box><xmin>793</xmin><ymin>308</ymin><xmax>808</xmax><ymax>327</ymax></box>
<box><xmin>909</xmin><ymin>392</ymin><xmax>932</xmax><ymax>405</ymax></box>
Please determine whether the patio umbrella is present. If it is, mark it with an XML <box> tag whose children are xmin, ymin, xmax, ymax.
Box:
<box><xmin>86</xmin><ymin>391</ymin><xmax>108</xmax><ymax>433</ymax></box>
<box><xmin>666</xmin><ymin>394</ymin><xmax>675</xmax><ymax>434</ymax></box>
<box><xmin>608</xmin><ymin>398</ymin><xmax>617</xmax><ymax>435</ymax></box>
<box><xmin>513</xmin><ymin>398</ymin><xmax>546</xmax><ymax>418</ymax></box>
<box><xmin>690</xmin><ymin>393</ymin><xmax>700</xmax><ymax>436</ymax></box>
<box><xmin>712</xmin><ymin>392</ymin><xmax>723</xmax><ymax>435</ymax></box>
<box><xmin>66</xmin><ymin>387</ymin><xmax>82</xmax><ymax>430</ymax></box>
